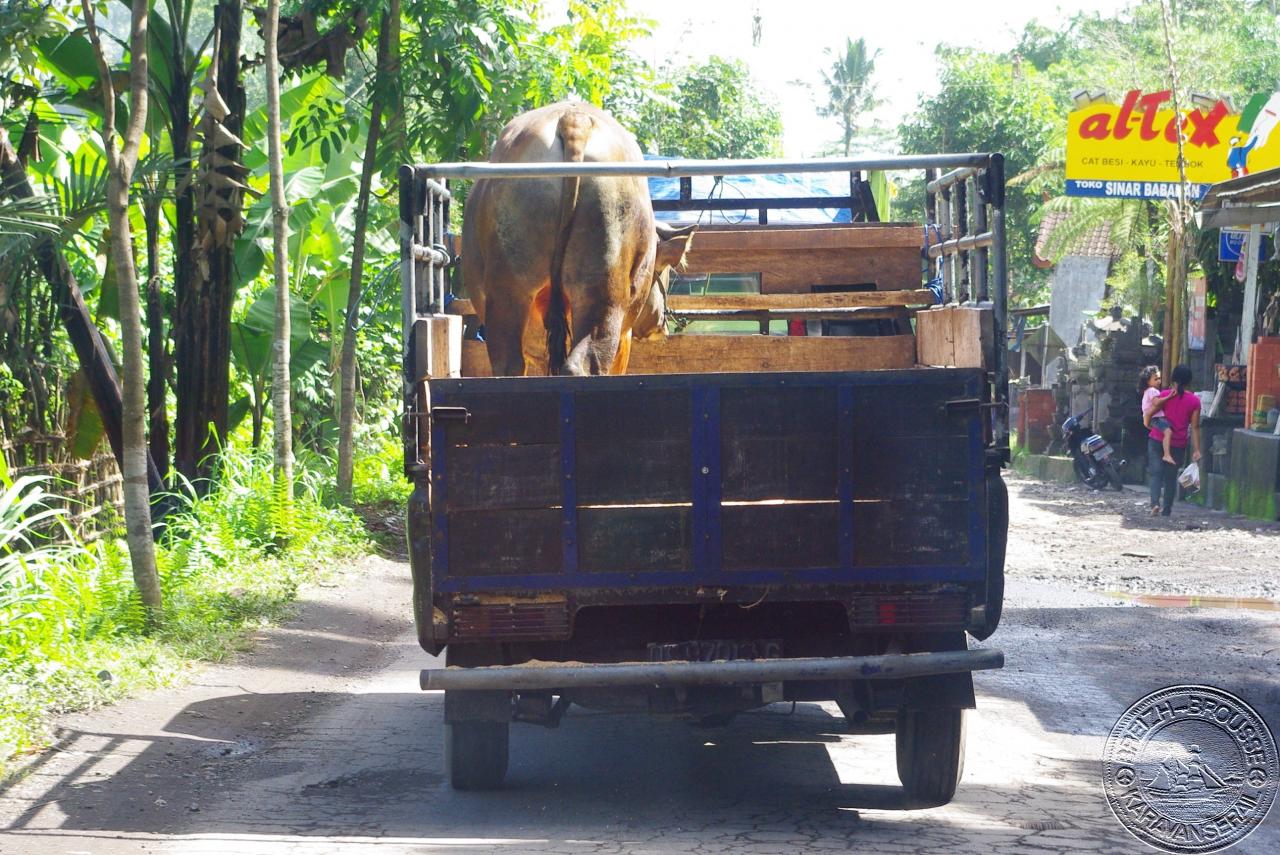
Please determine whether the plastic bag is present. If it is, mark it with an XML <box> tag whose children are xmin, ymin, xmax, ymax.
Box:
<box><xmin>1178</xmin><ymin>461</ymin><xmax>1201</xmax><ymax>493</ymax></box>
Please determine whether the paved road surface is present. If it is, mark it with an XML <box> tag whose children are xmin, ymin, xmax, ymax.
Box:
<box><xmin>1</xmin><ymin>478</ymin><xmax>1278</xmax><ymax>854</ymax></box>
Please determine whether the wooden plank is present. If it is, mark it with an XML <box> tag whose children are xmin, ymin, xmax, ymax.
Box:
<box><xmin>954</xmin><ymin>306</ymin><xmax>995</xmax><ymax>369</ymax></box>
<box><xmin>722</xmin><ymin>503</ymin><xmax>839</xmax><ymax>570</ymax></box>
<box><xmin>668</xmin><ymin>290</ymin><xmax>934</xmax><ymax>310</ymax></box>
<box><xmin>411</xmin><ymin>314</ymin><xmax>461</xmax><ymax>381</ymax></box>
<box><xmin>578</xmin><ymin>440</ymin><xmax>692</xmax><ymax>504</ymax></box>
<box><xmin>448</xmin><ymin>509</ymin><xmax>561</xmax><ymax>576</ymax></box>
<box><xmin>721</xmin><ymin>386</ymin><xmax>837</xmax><ymax>501</ymax></box>
<box><xmin>854</xmin><ymin>499</ymin><xmax>969</xmax><ymax>567</ymax></box>
<box><xmin>723</xmin><ymin>438</ymin><xmax>838</xmax><ymax>500</ymax></box>
<box><xmin>437</xmin><ymin>390</ymin><xmax>558</xmax><ymax>445</ymax></box>
<box><xmin>579</xmin><ymin>507</ymin><xmax>693</xmax><ymax>573</ymax></box>
<box><xmin>447</xmin><ymin>298</ymin><xmax>477</xmax><ymax>316</ymax></box>
<box><xmin>691</xmin><ymin>224</ymin><xmax>923</xmax><ymax>252</ymax></box>
<box><xmin>575</xmin><ymin>388</ymin><xmax>690</xmax><ymax>443</ymax></box>
<box><xmin>915</xmin><ymin>306</ymin><xmax>955</xmax><ymax>367</ymax></box>
<box><xmin>575</xmin><ymin>388</ymin><xmax>692</xmax><ymax>503</ymax></box>
<box><xmin>445</xmin><ymin>445</ymin><xmax>560</xmax><ymax>510</ymax></box>
<box><xmin>852</xmin><ymin>435</ymin><xmax>970</xmax><ymax>500</ymax></box>
<box><xmin>461</xmin><ymin>339</ymin><xmax>493</xmax><ymax>377</ymax></box>
<box><xmin>683</xmin><ymin>248</ymin><xmax>921</xmax><ymax>293</ymax></box>
<box><xmin>851</xmin><ymin>379</ymin><xmax>976</xmax><ymax>438</ymax></box>
<box><xmin>627</xmin><ymin>334</ymin><xmax>916</xmax><ymax>374</ymax></box>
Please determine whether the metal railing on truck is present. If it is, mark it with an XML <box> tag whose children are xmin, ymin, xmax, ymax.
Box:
<box><xmin>398</xmin><ymin>153</ymin><xmax>1010</xmax><ymax>463</ymax></box>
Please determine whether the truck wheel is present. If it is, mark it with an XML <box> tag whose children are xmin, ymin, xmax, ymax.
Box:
<box><xmin>446</xmin><ymin>720</ymin><xmax>509</xmax><ymax>790</ymax></box>
<box><xmin>895</xmin><ymin>708</ymin><xmax>966</xmax><ymax>806</ymax></box>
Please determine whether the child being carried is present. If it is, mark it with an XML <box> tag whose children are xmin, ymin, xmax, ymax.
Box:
<box><xmin>1138</xmin><ymin>365</ymin><xmax>1175</xmax><ymax>465</ymax></box>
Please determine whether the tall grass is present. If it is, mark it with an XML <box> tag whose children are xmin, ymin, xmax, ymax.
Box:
<box><xmin>349</xmin><ymin>434</ymin><xmax>413</xmax><ymax>507</ymax></box>
<box><xmin>0</xmin><ymin>446</ymin><xmax>369</xmax><ymax>776</ymax></box>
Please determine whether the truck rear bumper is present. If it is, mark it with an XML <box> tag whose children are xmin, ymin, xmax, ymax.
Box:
<box><xmin>420</xmin><ymin>648</ymin><xmax>1003</xmax><ymax>692</ymax></box>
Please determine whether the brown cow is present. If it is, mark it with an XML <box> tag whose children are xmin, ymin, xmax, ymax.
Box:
<box><xmin>462</xmin><ymin>102</ymin><xmax>694</xmax><ymax>376</ymax></box>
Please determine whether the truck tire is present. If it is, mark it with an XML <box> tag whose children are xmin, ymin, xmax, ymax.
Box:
<box><xmin>895</xmin><ymin>708</ymin><xmax>966</xmax><ymax>806</ymax></box>
<box><xmin>446</xmin><ymin>720</ymin><xmax>509</xmax><ymax>790</ymax></box>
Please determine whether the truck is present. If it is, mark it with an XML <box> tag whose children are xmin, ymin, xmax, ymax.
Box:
<box><xmin>399</xmin><ymin>153</ymin><xmax>1009</xmax><ymax>805</ymax></box>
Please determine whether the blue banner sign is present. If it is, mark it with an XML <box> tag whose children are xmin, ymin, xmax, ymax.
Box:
<box><xmin>1066</xmin><ymin>179</ymin><xmax>1211</xmax><ymax>200</ymax></box>
<box><xmin>1218</xmin><ymin>229</ymin><xmax>1270</xmax><ymax>263</ymax></box>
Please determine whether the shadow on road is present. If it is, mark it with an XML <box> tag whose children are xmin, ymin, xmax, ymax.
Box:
<box><xmin>977</xmin><ymin>604</ymin><xmax>1280</xmax><ymax>745</ymax></box>
<box><xmin>2</xmin><ymin>686</ymin><xmax>1080</xmax><ymax>849</ymax></box>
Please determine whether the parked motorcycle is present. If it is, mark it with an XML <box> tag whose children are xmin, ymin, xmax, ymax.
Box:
<box><xmin>1061</xmin><ymin>409</ymin><xmax>1125</xmax><ymax>491</ymax></box>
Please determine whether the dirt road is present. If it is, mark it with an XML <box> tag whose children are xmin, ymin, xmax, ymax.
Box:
<box><xmin>1</xmin><ymin>477</ymin><xmax>1278</xmax><ymax>854</ymax></box>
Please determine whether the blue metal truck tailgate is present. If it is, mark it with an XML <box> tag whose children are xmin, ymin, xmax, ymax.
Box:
<box><xmin>428</xmin><ymin>368</ymin><xmax>986</xmax><ymax>594</ymax></box>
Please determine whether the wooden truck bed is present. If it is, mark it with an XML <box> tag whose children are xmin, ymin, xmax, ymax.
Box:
<box><xmin>400</xmin><ymin>154</ymin><xmax>1010</xmax><ymax>797</ymax></box>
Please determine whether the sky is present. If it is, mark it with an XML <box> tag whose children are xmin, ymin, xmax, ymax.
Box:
<box><xmin>628</xmin><ymin>0</ymin><xmax>1134</xmax><ymax>157</ymax></box>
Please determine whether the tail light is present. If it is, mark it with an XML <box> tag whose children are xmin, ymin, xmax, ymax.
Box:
<box><xmin>451</xmin><ymin>601</ymin><xmax>571</xmax><ymax>641</ymax></box>
<box><xmin>850</xmin><ymin>593</ymin><xmax>967</xmax><ymax>628</ymax></box>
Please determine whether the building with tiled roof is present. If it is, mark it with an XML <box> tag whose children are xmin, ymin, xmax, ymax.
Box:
<box><xmin>1033</xmin><ymin>206</ymin><xmax>1120</xmax><ymax>350</ymax></box>
<box><xmin>1032</xmin><ymin>210</ymin><xmax>1118</xmax><ymax>268</ymax></box>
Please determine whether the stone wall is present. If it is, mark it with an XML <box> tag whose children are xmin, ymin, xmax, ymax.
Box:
<box><xmin>1051</xmin><ymin>311</ymin><xmax>1160</xmax><ymax>481</ymax></box>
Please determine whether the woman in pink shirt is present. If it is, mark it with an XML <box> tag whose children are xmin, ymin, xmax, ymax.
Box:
<box><xmin>1146</xmin><ymin>364</ymin><xmax>1203</xmax><ymax>516</ymax></box>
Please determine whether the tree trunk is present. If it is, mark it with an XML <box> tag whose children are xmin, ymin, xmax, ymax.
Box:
<box><xmin>1163</xmin><ymin>203</ymin><xmax>1188</xmax><ymax>379</ymax></box>
<box><xmin>0</xmin><ymin>126</ymin><xmax>166</xmax><ymax>504</ymax></box>
<box><xmin>265</xmin><ymin>0</ymin><xmax>293</xmax><ymax>494</ymax></box>
<box><xmin>176</xmin><ymin>0</ymin><xmax>244</xmax><ymax>490</ymax></box>
<box><xmin>144</xmin><ymin>196</ymin><xmax>170</xmax><ymax>483</ymax></box>
<box><xmin>168</xmin><ymin>8</ymin><xmax>195</xmax><ymax>487</ymax></box>
<box><xmin>336</xmin><ymin>0</ymin><xmax>400</xmax><ymax>503</ymax></box>
<box><xmin>82</xmin><ymin>0</ymin><xmax>163</xmax><ymax>623</ymax></box>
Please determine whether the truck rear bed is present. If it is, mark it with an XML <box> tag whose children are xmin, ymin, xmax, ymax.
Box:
<box><xmin>412</xmin><ymin>367</ymin><xmax>995</xmax><ymax>651</ymax></box>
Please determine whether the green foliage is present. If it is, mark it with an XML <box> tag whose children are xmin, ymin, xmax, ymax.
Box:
<box><xmin>900</xmin><ymin>48</ymin><xmax>1062</xmax><ymax>304</ymax></box>
<box><xmin>522</xmin><ymin>0</ymin><xmax>653</xmax><ymax>116</ymax></box>
<box><xmin>399</xmin><ymin>0</ymin><xmax>532</xmax><ymax>159</ymax></box>
<box><xmin>350</xmin><ymin>434</ymin><xmax>411</xmax><ymax>506</ymax></box>
<box><xmin>635</xmin><ymin>57</ymin><xmax>783</xmax><ymax>159</ymax></box>
<box><xmin>0</xmin><ymin>0</ymin><xmax>76</xmax><ymax>96</ymax></box>
<box><xmin>0</xmin><ymin>448</ymin><xmax>367</xmax><ymax>775</ymax></box>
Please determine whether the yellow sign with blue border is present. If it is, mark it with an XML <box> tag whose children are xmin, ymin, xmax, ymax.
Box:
<box><xmin>1065</xmin><ymin>89</ymin><xmax>1280</xmax><ymax>199</ymax></box>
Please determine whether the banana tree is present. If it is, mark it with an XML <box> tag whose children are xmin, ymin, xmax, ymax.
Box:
<box><xmin>229</xmin><ymin>288</ymin><xmax>327</xmax><ymax>449</ymax></box>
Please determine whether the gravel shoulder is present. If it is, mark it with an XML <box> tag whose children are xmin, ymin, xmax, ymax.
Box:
<box><xmin>1005</xmin><ymin>474</ymin><xmax>1280</xmax><ymax>600</ymax></box>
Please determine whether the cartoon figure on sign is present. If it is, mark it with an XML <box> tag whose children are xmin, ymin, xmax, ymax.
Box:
<box><xmin>1228</xmin><ymin>91</ymin><xmax>1280</xmax><ymax>176</ymax></box>
<box><xmin>1227</xmin><ymin>136</ymin><xmax>1256</xmax><ymax>177</ymax></box>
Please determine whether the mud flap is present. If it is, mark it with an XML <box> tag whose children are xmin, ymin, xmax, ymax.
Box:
<box><xmin>970</xmin><ymin>470</ymin><xmax>1007</xmax><ymax>641</ymax></box>
<box><xmin>902</xmin><ymin>671</ymin><xmax>976</xmax><ymax>711</ymax></box>
<box><xmin>444</xmin><ymin>690</ymin><xmax>513</xmax><ymax>723</ymax></box>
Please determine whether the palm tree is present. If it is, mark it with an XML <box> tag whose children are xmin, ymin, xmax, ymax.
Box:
<box><xmin>819</xmin><ymin>37</ymin><xmax>883</xmax><ymax>156</ymax></box>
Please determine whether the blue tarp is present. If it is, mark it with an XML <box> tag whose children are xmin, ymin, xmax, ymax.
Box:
<box><xmin>646</xmin><ymin>161</ymin><xmax>853</xmax><ymax>225</ymax></box>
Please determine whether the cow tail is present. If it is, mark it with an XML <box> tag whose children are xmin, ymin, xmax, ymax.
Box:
<box><xmin>547</xmin><ymin>109</ymin><xmax>593</xmax><ymax>373</ymax></box>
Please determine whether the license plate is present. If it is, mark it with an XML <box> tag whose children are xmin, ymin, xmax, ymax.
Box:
<box><xmin>647</xmin><ymin>639</ymin><xmax>783</xmax><ymax>663</ymax></box>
